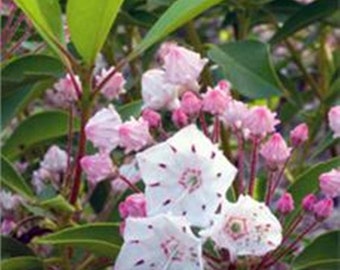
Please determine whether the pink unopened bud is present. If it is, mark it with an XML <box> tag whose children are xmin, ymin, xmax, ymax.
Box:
<box><xmin>319</xmin><ymin>169</ymin><xmax>340</xmax><ymax>198</ymax></box>
<box><xmin>277</xmin><ymin>192</ymin><xmax>295</xmax><ymax>215</ymax></box>
<box><xmin>118</xmin><ymin>193</ymin><xmax>147</xmax><ymax>219</ymax></box>
<box><xmin>290</xmin><ymin>123</ymin><xmax>309</xmax><ymax>147</ymax></box>
<box><xmin>141</xmin><ymin>109</ymin><xmax>161</xmax><ymax>128</ymax></box>
<box><xmin>96</xmin><ymin>67</ymin><xmax>126</xmax><ymax>100</ymax></box>
<box><xmin>80</xmin><ymin>153</ymin><xmax>115</xmax><ymax>185</ymax></box>
<box><xmin>313</xmin><ymin>198</ymin><xmax>334</xmax><ymax>220</ymax></box>
<box><xmin>260</xmin><ymin>133</ymin><xmax>292</xmax><ymax>169</ymax></box>
<box><xmin>180</xmin><ymin>91</ymin><xmax>202</xmax><ymax>116</ymax></box>
<box><xmin>302</xmin><ymin>194</ymin><xmax>317</xmax><ymax>212</ymax></box>
<box><xmin>328</xmin><ymin>105</ymin><xmax>340</xmax><ymax>138</ymax></box>
<box><xmin>202</xmin><ymin>86</ymin><xmax>230</xmax><ymax>115</ymax></box>
<box><xmin>244</xmin><ymin>106</ymin><xmax>280</xmax><ymax>137</ymax></box>
<box><xmin>118</xmin><ymin>117</ymin><xmax>152</xmax><ymax>153</ymax></box>
<box><xmin>172</xmin><ymin>108</ymin><xmax>189</xmax><ymax>128</ymax></box>
<box><xmin>215</xmin><ymin>80</ymin><xmax>231</xmax><ymax>93</ymax></box>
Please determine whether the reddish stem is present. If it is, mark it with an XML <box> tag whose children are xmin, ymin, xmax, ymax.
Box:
<box><xmin>199</xmin><ymin>112</ymin><xmax>209</xmax><ymax>137</ymax></box>
<box><xmin>118</xmin><ymin>174</ymin><xmax>142</xmax><ymax>193</ymax></box>
<box><xmin>64</xmin><ymin>106</ymin><xmax>74</xmax><ymax>188</ymax></box>
<box><xmin>248</xmin><ymin>137</ymin><xmax>259</xmax><ymax>196</ymax></box>
<box><xmin>265</xmin><ymin>170</ymin><xmax>275</xmax><ymax>205</ymax></box>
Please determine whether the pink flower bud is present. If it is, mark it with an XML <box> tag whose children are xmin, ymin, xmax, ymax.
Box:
<box><xmin>141</xmin><ymin>69</ymin><xmax>180</xmax><ymax>111</ymax></box>
<box><xmin>96</xmin><ymin>67</ymin><xmax>126</xmax><ymax>100</ymax></box>
<box><xmin>118</xmin><ymin>117</ymin><xmax>152</xmax><ymax>153</ymax></box>
<box><xmin>328</xmin><ymin>105</ymin><xmax>340</xmax><ymax>138</ymax></box>
<box><xmin>313</xmin><ymin>198</ymin><xmax>334</xmax><ymax>220</ymax></box>
<box><xmin>290</xmin><ymin>123</ymin><xmax>309</xmax><ymax>147</ymax></box>
<box><xmin>85</xmin><ymin>105</ymin><xmax>122</xmax><ymax>153</ymax></box>
<box><xmin>215</xmin><ymin>80</ymin><xmax>231</xmax><ymax>93</ymax></box>
<box><xmin>141</xmin><ymin>109</ymin><xmax>161</xmax><ymax>128</ymax></box>
<box><xmin>54</xmin><ymin>73</ymin><xmax>82</xmax><ymax>102</ymax></box>
<box><xmin>277</xmin><ymin>192</ymin><xmax>295</xmax><ymax>215</ymax></box>
<box><xmin>260</xmin><ymin>133</ymin><xmax>292</xmax><ymax>169</ymax></box>
<box><xmin>202</xmin><ymin>85</ymin><xmax>230</xmax><ymax>115</ymax></box>
<box><xmin>302</xmin><ymin>194</ymin><xmax>317</xmax><ymax>212</ymax></box>
<box><xmin>180</xmin><ymin>91</ymin><xmax>202</xmax><ymax>116</ymax></box>
<box><xmin>80</xmin><ymin>153</ymin><xmax>115</xmax><ymax>185</ymax></box>
<box><xmin>172</xmin><ymin>108</ymin><xmax>189</xmax><ymax>128</ymax></box>
<box><xmin>40</xmin><ymin>145</ymin><xmax>68</xmax><ymax>173</ymax></box>
<box><xmin>159</xmin><ymin>42</ymin><xmax>208</xmax><ymax>87</ymax></box>
<box><xmin>319</xmin><ymin>169</ymin><xmax>340</xmax><ymax>198</ymax></box>
<box><xmin>221</xmin><ymin>99</ymin><xmax>249</xmax><ymax>130</ymax></box>
<box><xmin>118</xmin><ymin>193</ymin><xmax>146</xmax><ymax>219</ymax></box>
<box><xmin>244</xmin><ymin>106</ymin><xmax>280</xmax><ymax>137</ymax></box>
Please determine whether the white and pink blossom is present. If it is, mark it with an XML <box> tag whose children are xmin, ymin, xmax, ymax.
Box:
<box><xmin>40</xmin><ymin>145</ymin><xmax>68</xmax><ymax>173</ymax></box>
<box><xmin>328</xmin><ymin>105</ymin><xmax>340</xmax><ymax>138</ymax></box>
<box><xmin>115</xmin><ymin>214</ymin><xmax>203</xmax><ymax>270</ymax></box>
<box><xmin>202</xmin><ymin>84</ymin><xmax>230</xmax><ymax>115</ymax></box>
<box><xmin>319</xmin><ymin>169</ymin><xmax>340</xmax><ymax>198</ymax></box>
<box><xmin>96</xmin><ymin>67</ymin><xmax>126</xmax><ymax>100</ymax></box>
<box><xmin>53</xmin><ymin>73</ymin><xmax>82</xmax><ymax>102</ymax></box>
<box><xmin>221</xmin><ymin>99</ymin><xmax>249</xmax><ymax>131</ymax></box>
<box><xmin>290</xmin><ymin>123</ymin><xmax>309</xmax><ymax>147</ymax></box>
<box><xmin>136</xmin><ymin>124</ymin><xmax>237</xmax><ymax>227</ymax></box>
<box><xmin>200</xmin><ymin>195</ymin><xmax>282</xmax><ymax>261</ymax></box>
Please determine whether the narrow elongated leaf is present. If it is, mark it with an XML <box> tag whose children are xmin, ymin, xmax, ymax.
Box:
<box><xmin>130</xmin><ymin>0</ymin><xmax>223</xmax><ymax>59</ymax></box>
<box><xmin>1</xmin><ymin>256</ymin><xmax>43</xmax><ymax>270</ymax></box>
<box><xmin>271</xmin><ymin>0</ymin><xmax>339</xmax><ymax>44</ymax></box>
<box><xmin>293</xmin><ymin>231</ymin><xmax>340</xmax><ymax>270</ymax></box>
<box><xmin>67</xmin><ymin>0</ymin><xmax>124</xmax><ymax>65</ymax></box>
<box><xmin>286</xmin><ymin>157</ymin><xmax>340</xmax><ymax>223</ymax></box>
<box><xmin>1</xmin><ymin>155</ymin><xmax>35</xmax><ymax>199</ymax></box>
<box><xmin>14</xmin><ymin>0</ymin><xmax>64</xmax><ymax>55</ymax></box>
<box><xmin>40</xmin><ymin>195</ymin><xmax>75</xmax><ymax>214</ymax></box>
<box><xmin>35</xmin><ymin>223</ymin><xmax>122</xmax><ymax>258</ymax></box>
<box><xmin>1</xmin><ymin>236</ymin><xmax>35</xmax><ymax>259</ymax></box>
<box><xmin>208</xmin><ymin>41</ymin><xmax>283</xmax><ymax>98</ymax></box>
<box><xmin>2</xmin><ymin>111</ymin><xmax>80</xmax><ymax>160</ymax></box>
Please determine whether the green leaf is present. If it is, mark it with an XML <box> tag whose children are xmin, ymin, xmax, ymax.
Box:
<box><xmin>286</xmin><ymin>157</ymin><xmax>340</xmax><ymax>222</ymax></box>
<box><xmin>117</xmin><ymin>100</ymin><xmax>143</xmax><ymax>121</ymax></box>
<box><xmin>293</xmin><ymin>231</ymin><xmax>340</xmax><ymax>270</ymax></box>
<box><xmin>14</xmin><ymin>0</ymin><xmax>64</xmax><ymax>56</ymax></box>
<box><xmin>66</xmin><ymin>0</ymin><xmax>124</xmax><ymax>65</ymax></box>
<box><xmin>2</xmin><ymin>111</ymin><xmax>80</xmax><ymax>160</ymax></box>
<box><xmin>208</xmin><ymin>41</ymin><xmax>283</xmax><ymax>98</ymax></box>
<box><xmin>1</xmin><ymin>256</ymin><xmax>43</xmax><ymax>270</ymax></box>
<box><xmin>130</xmin><ymin>0</ymin><xmax>223</xmax><ymax>59</ymax></box>
<box><xmin>1</xmin><ymin>236</ymin><xmax>35</xmax><ymax>259</ymax></box>
<box><xmin>271</xmin><ymin>0</ymin><xmax>339</xmax><ymax>44</ymax></box>
<box><xmin>1</xmin><ymin>155</ymin><xmax>35</xmax><ymax>199</ymax></box>
<box><xmin>40</xmin><ymin>195</ymin><xmax>75</xmax><ymax>214</ymax></box>
<box><xmin>35</xmin><ymin>223</ymin><xmax>122</xmax><ymax>258</ymax></box>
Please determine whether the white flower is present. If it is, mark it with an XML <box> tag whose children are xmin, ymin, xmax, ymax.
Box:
<box><xmin>136</xmin><ymin>125</ymin><xmax>237</xmax><ymax>227</ymax></box>
<box><xmin>200</xmin><ymin>195</ymin><xmax>282</xmax><ymax>261</ymax></box>
<box><xmin>40</xmin><ymin>145</ymin><xmax>68</xmax><ymax>173</ymax></box>
<box><xmin>85</xmin><ymin>105</ymin><xmax>122</xmax><ymax>153</ymax></box>
<box><xmin>114</xmin><ymin>214</ymin><xmax>203</xmax><ymax>270</ymax></box>
<box><xmin>0</xmin><ymin>190</ymin><xmax>22</xmax><ymax>211</ymax></box>
<box><xmin>141</xmin><ymin>69</ymin><xmax>180</xmax><ymax>111</ymax></box>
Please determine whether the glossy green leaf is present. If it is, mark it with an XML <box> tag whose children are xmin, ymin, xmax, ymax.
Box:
<box><xmin>14</xmin><ymin>0</ymin><xmax>64</xmax><ymax>55</ymax></box>
<box><xmin>271</xmin><ymin>0</ymin><xmax>339</xmax><ymax>44</ymax></box>
<box><xmin>35</xmin><ymin>223</ymin><xmax>122</xmax><ymax>258</ymax></box>
<box><xmin>2</xmin><ymin>111</ymin><xmax>80</xmax><ymax>160</ymax></box>
<box><xmin>286</xmin><ymin>157</ymin><xmax>340</xmax><ymax>222</ymax></box>
<box><xmin>1</xmin><ymin>155</ymin><xmax>35</xmax><ymax>199</ymax></box>
<box><xmin>66</xmin><ymin>0</ymin><xmax>124</xmax><ymax>65</ymax></box>
<box><xmin>1</xmin><ymin>256</ymin><xmax>43</xmax><ymax>270</ymax></box>
<box><xmin>293</xmin><ymin>231</ymin><xmax>340</xmax><ymax>270</ymax></box>
<box><xmin>40</xmin><ymin>195</ymin><xmax>75</xmax><ymax>214</ymax></box>
<box><xmin>117</xmin><ymin>100</ymin><xmax>143</xmax><ymax>121</ymax></box>
<box><xmin>130</xmin><ymin>0</ymin><xmax>223</xmax><ymax>59</ymax></box>
<box><xmin>208</xmin><ymin>41</ymin><xmax>283</xmax><ymax>98</ymax></box>
<box><xmin>1</xmin><ymin>236</ymin><xmax>35</xmax><ymax>259</ymax></box>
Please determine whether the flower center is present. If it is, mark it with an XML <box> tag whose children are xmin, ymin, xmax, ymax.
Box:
<box><xmin>178</xmin><ymin>168</ymin><xmax>202</xmax><ymax>193</ymax></box>
<box><xmin>224</xmin><ymin>217</ymin><xmax>248</xmax><ymax>240</ymax></box>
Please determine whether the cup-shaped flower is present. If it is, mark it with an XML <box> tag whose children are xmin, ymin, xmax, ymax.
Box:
<box><xmin>244</xmin><ymin>106</ymin><xmax>280</xmax><ymax>137</ymax></box>
<box><xmin>141</xmin><ymin>69</ymin><xmax>180</xmax><ymax>111</ymax></box>
<box><xmin>328</xmin><ymin>106</ymin><xmax>340</xmax><ymax>138</ymax></box>
<box><xmin>202</xmin><ymin>85</ymin><xmax>230</xmax><ymax>115</ymax></box>
<box><xmin>200</xmin><ymin>195</ymin><xmax>282</xmax><ymax>261</ymax></box>
<box><xmin>290</xmin><ymin>123</ymin><xmax>309</xmax><ymax>147</ymax></box>
<box><xmin>85</xmin><ymin>105</ymin><xmax>122</xmax><ymax>153</ymax></box>
<box><xmin>136</xmin><ymin>124</ymin><xmax>237</xmax><ymax>228</ymax></box>
<box><xmin>159</xmin><ymin>42</ymin><xmax>207</xmax><ymax>88</ymax></box>
<box><xmin>260</xmin><ymin>133</ymin><xmax>292</xmax><ymax>169</ymax></box>
<box><xmin>53</xmin><ymin>73</ymin><xmax>82</xmax><ymax>102</ymax></box>
<box><xmin>221</xmin><ymin>99</ymin><xmax>249</xmax><ymax>131</ymax></box>
<box><xmin>40</xmin><ymin>145</ymin><xmax>68</xmax><ymax>173</ymax></box>
<box><xmin>319</xmin><ymin>169</ymin><xmax>340</xmax><ymax>198</ymax></box>
<box><xmin>80</xmin><ymin>153</ymin><xmax>115</xmax><ymax>185</ymax></box>
<box><xmin>96</xmin><ymin>67</ymin><xmax>126</xmax><ymax>100</ymax></box>
<box><xmin>114</xmin><ymin>214</ymin><xmax>203</xmax><ymax>270</ymax></box>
